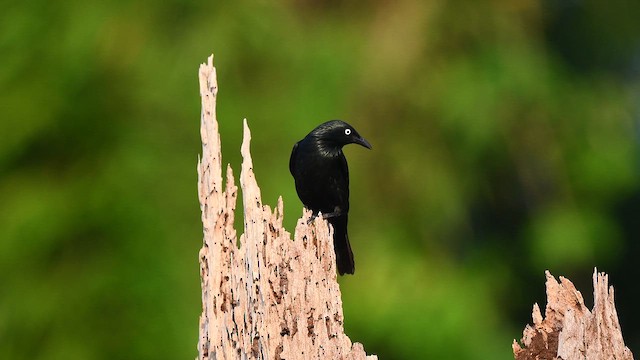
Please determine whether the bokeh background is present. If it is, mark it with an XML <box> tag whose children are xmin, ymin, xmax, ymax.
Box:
<box><xmin>2</xmin><ymin>0</ymin><xmax>639</xmax><ymax>359</ymax></box>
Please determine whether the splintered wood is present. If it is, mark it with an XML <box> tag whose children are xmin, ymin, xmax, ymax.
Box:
<box><xmin>196</xmin><ymin>55</ymin><xmax>376</xmax><ymax>360</ymax></box>
<box><xmin>513</xmin><ymin>270</ymin><xmax>634</xmax><ymax>360</ymax></box>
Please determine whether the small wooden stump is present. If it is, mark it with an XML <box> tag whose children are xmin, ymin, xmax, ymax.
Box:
<box><xmin>513</xmin><ymin>270</ymin><xmax>634</xmax><ymax>360</ymax></box>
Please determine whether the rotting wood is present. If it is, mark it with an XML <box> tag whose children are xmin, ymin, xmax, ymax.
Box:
<box><xmin>513</xmin><ymin>270</ymin><xmax>634</xmax><ymax>360</ymax></box>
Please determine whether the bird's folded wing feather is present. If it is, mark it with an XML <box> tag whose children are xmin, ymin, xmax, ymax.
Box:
<box><xmin>338</xmin><ymin>154</ymin><xmax>350</xmax><ymax>209</ymax></box>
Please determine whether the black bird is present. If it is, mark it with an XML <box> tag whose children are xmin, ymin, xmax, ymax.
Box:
<box><xmin>289</xmin><ymin>120</ymin><xmax>371</xmax><ymax>275</ymax></box>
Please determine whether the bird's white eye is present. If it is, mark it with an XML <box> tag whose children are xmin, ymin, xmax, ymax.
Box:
<box><xmin>344</xmin><ymin>128</ymin><xmax>352</xmax><ymax>136</ymax></box>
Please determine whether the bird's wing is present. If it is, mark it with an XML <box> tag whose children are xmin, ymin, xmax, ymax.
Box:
<box><xmin>289</xmin><ymin>141</ymin><xmax>299</xmax><ymax>176</ymax></box>
<box><xmin>338</xmin><ymin>154</ymin><xmax>350</xmax><ymax>207</ymax></box>
<box><xmin>339</xmin><ymin>154</ymin><xmax>349</xmax><ymax>184</ymax></box>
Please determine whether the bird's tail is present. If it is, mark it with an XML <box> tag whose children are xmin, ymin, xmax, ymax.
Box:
<box><xmin>328</xmin><ymin>215</ymin><xmax>355</xmax><ymax>275</ymax></box>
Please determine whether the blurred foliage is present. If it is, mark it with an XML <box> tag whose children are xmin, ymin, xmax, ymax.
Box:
<box><xmin>1</xmin><ymin>0</ymin><xmax>640</xmax><ymax>359</ymax></box>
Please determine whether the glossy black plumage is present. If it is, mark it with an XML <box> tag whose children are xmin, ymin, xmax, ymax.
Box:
<box><xmin>289</xmin><ymin>120</ymin><xmax>371</xmax><ymax>275</ymax></box>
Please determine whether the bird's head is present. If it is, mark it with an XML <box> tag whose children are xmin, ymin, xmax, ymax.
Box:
<box><xmin>311</xmin><ymin>120</ymin><xmax>372</xmax><ymax>153</ymax></box>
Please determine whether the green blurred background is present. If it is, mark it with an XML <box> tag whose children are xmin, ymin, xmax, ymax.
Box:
<box><xmin>2</xmin><ymin>0</ymin><xmax>639</xmax><ymax>359</ymax></box>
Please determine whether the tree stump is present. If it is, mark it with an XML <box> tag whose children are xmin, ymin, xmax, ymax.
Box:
<box><xmin>196</xmin><ymin>55</ymin><xmax>377</xmax><ymax>360</ymax></box>
<box><xmin>513</xmin><ymin>270</ymin><xmax>634</xmax><ymax>360</ymax></box>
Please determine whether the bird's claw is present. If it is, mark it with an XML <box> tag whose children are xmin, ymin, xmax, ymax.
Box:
<box><xmin>306</xmin><ymin>210</ymin><xmax>343</xmax><ymax>225</ymax></box>
<box><xmin>306</xmin><ymin>213</ymin><xmax>319</xmax><ymax>225</ymax></box>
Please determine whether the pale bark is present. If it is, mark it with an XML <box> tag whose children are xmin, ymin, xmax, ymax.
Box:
<box><xmin>196</xmin><ymin>55</ymin><xmax>377</xmax><ymax>360</ymax></box>
<box><xmin>513</xmin><ymin>270</ymin><xmax>634</xmax><ymax>360</ymax></box>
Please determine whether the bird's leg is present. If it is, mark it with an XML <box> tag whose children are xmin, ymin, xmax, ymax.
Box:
<box><xmin>307</xmin><ymin>212</ymin><xmax>319</xmax><ymax>224</ymax></box>
<box><xmin>306</xmin><ymin>207</ymin><xmax>343</xmax><ymax>224</ymax></box>
<box><xmin>320</xmin><ymin>211</ymin><xmax>342</xmax><ymax>219</ymax></box>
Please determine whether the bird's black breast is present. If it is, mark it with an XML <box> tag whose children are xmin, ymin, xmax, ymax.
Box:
<box><xmin>290</xmin><ymin>139</ymin><xmax>349</xmax><ymax>214</ymax></box>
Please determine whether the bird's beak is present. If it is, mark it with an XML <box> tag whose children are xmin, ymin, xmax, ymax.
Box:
<box><xmin>354</xmin><ymin>136</ymin><xmax>372</xmax><ymax>150</ymax></box>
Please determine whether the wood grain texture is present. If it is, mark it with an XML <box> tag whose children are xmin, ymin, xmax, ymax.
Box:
<box><xmin>513</xmin><ymin>270</ymin><xmax>634</xmax><ymax>360</ymax></box>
